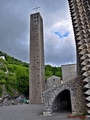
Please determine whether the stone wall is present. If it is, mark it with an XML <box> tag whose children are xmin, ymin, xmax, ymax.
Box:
<box><xmin>61</xmin><ymin>64</ymin><xmax>77</xmax><ymax>83</ymax></box>
<box><xmin>42</xmin><ymin>77</ymin><xmax>86</xmax><ymax>115</ymax></box>
<box><xmin>45</xmin><ymin>76</ymin><xmax>61</xmax><ymax>90</ymax></box>
<box><xmin>30</xmin><ymin>12</ymin><xmax>45</xmax><ymax>104</ymax></box>
<box><xmin>68</xmin><ymin>0</ymin><xmax>90</xmax><ymax>114</ymax></box>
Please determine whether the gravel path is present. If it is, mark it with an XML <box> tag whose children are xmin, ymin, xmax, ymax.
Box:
<box><xmin>0</xmin><ymin>104</ymin><xmax>89</xmax><ymax>120</ymax></box>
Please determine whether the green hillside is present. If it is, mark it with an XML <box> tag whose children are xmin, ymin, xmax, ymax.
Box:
<box><xmin>0</xmin><ymin>51</ymin><xmax>29</xmax><ymax>97</ymax></box>
<box><xmin>0</xmin><ymin>51</ymin><xmax>62</xmax><ymax>98</ymax></box>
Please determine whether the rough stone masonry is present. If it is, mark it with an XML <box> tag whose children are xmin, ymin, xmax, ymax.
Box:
<box><xmin>30</xmin><ymin>12</ymin><xmax>45</xmax><ymax>104</ymax></box>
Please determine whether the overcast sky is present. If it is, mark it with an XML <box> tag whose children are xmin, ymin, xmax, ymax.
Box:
<box><xmin>0</xmin><ymin>0</ymin><xmax>76</xmax><ymax>66</ymax></box>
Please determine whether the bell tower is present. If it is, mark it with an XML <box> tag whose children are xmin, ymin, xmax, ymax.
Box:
<box><xmin>30</xmin><ymin>12</ymin><xmax>45</xmax><ymax>104</ymax></box>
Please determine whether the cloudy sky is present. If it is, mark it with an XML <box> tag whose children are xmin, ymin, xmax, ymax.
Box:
<box><xmin>0</xmin><ymin>0</ymin><xmax>76</xmax><ymax>66</ymax></box>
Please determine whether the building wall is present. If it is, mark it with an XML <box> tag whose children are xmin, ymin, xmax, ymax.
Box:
<box><xmin>45</xmin><ymin>76</ymin><xmax>61</xmax><ymax>90</ymax></box>
<box><xmin>30</xmin><ymin>12</ymin><xmax>45</xmax><ymax>104</ymax></box>
<box><xmin>68</xmin><ymin>0</ymin><xmax>90</xmax><ymax>114</ymax></box>
<box><xmin>0</xmin><ymin>56</ymin><xmax>6</xmax><ymax>60</ymax></box>
<box><xmin>43</xmin><ymin>77</ymin><xmax>87</xmax><ymax>115</ymax></box>
<box><xmin>61</xmin><ymin>64</ymin><xmax>77</xmax><ymax>83</ymax></box>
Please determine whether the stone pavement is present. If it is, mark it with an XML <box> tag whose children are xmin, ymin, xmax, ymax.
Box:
<box><xmin>0</xmin><ymin>104</ymin><xmax>89</xmax><ymax>120</ymax></box>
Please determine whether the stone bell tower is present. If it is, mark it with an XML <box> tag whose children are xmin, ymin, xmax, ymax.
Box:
<box><xmin>30</xmin><ymin>12</ymin><xmax>45</xmax><ymax>104</ymax></box>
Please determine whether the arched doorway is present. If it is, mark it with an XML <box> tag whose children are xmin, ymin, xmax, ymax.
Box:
<box><xmin>52</xmin><ymin>89</ymin><xmax>72</xmax><ymax>113</ymax></box>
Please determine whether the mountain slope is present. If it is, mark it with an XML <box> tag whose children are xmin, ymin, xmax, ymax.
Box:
<box><xmin>0</xmin><ymin>51</ymin><xmax>62</xmax><ymax>98</ymax></box>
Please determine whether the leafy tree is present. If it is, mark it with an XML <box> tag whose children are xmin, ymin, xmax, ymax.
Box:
<box><xmin>45</xmin><ymin>65</ymin><xmax>62</xmax><ymax>79</ymax></box>
<box><xmin>0</xmin><ymin>86</ymin><xmax>2</xmax><ymax>97</ymax></box>
<box><xmin>5</xmin><ymin>72</ymin><xmax>17</xmax><ymax>96</ymax></box>
<box><xmin>7</xmin><ymin>64</ymin><xmax>29</xmax><ymax>95</ymax></box>
<box><xmin>0</xmin><ymin>58</ymin><xmax>7</xmax><ymax>72</ymax></box>
<box><xmin>15</xmin><ymin>66</ymin><xmax>29</xmax><ymax>94</ymax></box>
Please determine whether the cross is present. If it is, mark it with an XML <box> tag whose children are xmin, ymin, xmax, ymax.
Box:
<box><xmin>33</xmin><ymin>6</ymin><xmax>40</xmax><ymax>13</ymax></box>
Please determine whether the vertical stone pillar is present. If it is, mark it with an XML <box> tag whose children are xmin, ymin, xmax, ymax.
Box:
<box><xmin>30</xmin><ymin>12</ymin><xmax>45</xmax><ymax>104</ymax></box>
<box><xmin>68</xmin><ymin>0</ymin><xmax>90</xmax><ymax>114</ymax></box>
<box><xmin>70</xmin><ymin>79</ymin><xmax>86</xmax><ymax>115</ymax></box>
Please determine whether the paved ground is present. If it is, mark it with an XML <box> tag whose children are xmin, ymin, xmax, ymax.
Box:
<box><xmin>0</xmin><ymin>104</ymin><xmax>89</xmax><ymax>120</ymax></box>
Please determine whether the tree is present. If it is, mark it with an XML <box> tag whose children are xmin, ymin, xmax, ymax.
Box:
<box><xmin>7</xmin><ymin>64</ymin><xmax>29</xmax><ymax>95</ymax></box>
<box><xmin>45</xmin><ymin>65</ymin><xmax>62</xmax><ymax>79</ymax></box>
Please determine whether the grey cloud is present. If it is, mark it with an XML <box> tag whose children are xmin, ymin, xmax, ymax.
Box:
<box><xmin>45</xmin><ymin>37</ymin><xmax>76</xmax><ymax>66</ymax></box>
<box><xmin>0</xmin><ymin>0</ymin><xmax>76</xmax><ymax>66</ymax></box>
<box><xmin>0</xmin><ymin>0</ymin><xmax>29</xmax><ymax>62</ymax></box>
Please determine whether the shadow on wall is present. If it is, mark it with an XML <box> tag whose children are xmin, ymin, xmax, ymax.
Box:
<box><xmin>52</xmin><ymin>89</ymin><xmax>72</xmax><ymax>112</ymax></box>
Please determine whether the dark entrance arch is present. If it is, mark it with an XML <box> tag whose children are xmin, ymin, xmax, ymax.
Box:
<box><xmin>52</xmin><ymin>89</ymin><xmax>72</xmax><ymax>112</ymax></box>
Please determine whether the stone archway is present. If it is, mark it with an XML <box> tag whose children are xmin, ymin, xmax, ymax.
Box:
<box><xmin>43</xmin><ymin>78</ymin><xmax>86</xmax><ymax>115</ymax></box>
<box><xmin>52</xmin><ymin>89</ymin><xmax>72</xmax><ymax>112</ymax></box>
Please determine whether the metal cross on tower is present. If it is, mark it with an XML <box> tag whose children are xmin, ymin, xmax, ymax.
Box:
<box><xmin>33</xmin><ymin>6</ymin><xmax>40</xmax><ymax>13</ymax></box>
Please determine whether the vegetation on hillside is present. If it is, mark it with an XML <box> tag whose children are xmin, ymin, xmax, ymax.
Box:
<box><xmin>0</xmin><ymin>51</ymin><xmax>29</xmax><ymax>97</ymax></box>
<box><xmin>0</xmin><ymin>51</ymin><xmax>62</xmax><ymax>98</ymax></box>
<box><xmin>0</xmin><ymin>51</ymin><xmax>29</xmax><ymax>67</ymax></box>
<box><xmin>45</xmin><ymin>65</ymin><xmax>62</xmax><ymax>79</ymax></box>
